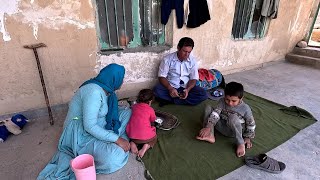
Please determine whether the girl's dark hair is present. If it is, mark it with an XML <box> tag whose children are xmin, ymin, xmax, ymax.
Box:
<box><xmin>224</xmin><ymin>82</ymin><xmax>244</xmax><ymax>98</ymax></box>
<box><xmin>137</xmin><ymin>89</ymin><xmax>154</xmax><ymax>103</ymax></box>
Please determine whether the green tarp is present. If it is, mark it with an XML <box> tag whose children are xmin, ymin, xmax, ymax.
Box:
<box><xmin>142</xmin><ymin>92</ymin><xmax>316</xmax><ymax>180</ymax></box>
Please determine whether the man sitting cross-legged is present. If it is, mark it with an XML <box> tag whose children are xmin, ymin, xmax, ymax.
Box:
<box><xmin>153</xmin><ymin>37</ymin><xmax>207</xmax><ymax>106</ymax></box>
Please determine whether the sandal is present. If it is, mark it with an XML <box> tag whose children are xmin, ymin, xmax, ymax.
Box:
<box><xmin>211</xmin><ymin>89</ymin><xmax>223</xmax><ymax>97</ymax></box>
<box><xmin>245</xmin><ymin>154</ymin><xmax>286</xmax><ymax>174</ymax></box>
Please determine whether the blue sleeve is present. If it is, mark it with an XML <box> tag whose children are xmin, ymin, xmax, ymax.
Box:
<box><xmin>82</xmin><ymin>89</ymin><xmax>119</xmax><ymax>142</ymax></box>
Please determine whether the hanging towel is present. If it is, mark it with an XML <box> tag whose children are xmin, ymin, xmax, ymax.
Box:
<box><xmin>186</xmin><ymin>0</ymin><xmax>211</xmax><ymax>28</ymax></box>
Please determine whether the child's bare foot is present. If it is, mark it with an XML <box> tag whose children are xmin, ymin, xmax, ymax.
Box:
<box><xmin>196</xmin><ymin>134</ymin><xmax>215</xmax><ymax>143</ymax></box>
<box><xmin>138</xmin><ymin>144</ymin><xmax>151</xmax><ymax>158</ymax></box>
<box><xmin>130</xmin><ymin>142</ymin><xmax>138</xmax><ymax>155</ymax></box>
<box><xmin>244</xmin><ymin>138</ymin><xmax>252</xmax><ymax>149</ymax></box>
<box><xmin>236</xmin><ymin>144</ymin><xmax>245</xmax><ymax>157</ymax></box>
<box><xmin>196</xmin><ymin>127</ymin><xmax>215</xmax><ymax>143</ymax></box>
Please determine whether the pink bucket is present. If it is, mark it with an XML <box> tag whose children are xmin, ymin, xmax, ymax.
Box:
<box><xmin>70</xmin><ymin>154</ymin><xmax>96</xmax><ymax>180</ymax></box>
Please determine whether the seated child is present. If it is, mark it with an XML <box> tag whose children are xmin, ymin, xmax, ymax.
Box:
<box><xmin>196</xmin><ymin>82</ymin><xmax>256</xmax><ymax>157</ymax></box>
<box><xmin>126</xmin><ymin>89</ymin><xmax>157</xmax><ymax>158</ymax></box>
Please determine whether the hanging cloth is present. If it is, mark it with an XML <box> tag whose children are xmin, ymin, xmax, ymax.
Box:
<box><xmin>161</xmin><ymin>0</ymin><xmax>184</xmax><ymax>29</ymax></box>
<box><xmin>186</xmin><ymin>0</ymin><xmax>211</xmax><ymax>28</ymax></box>
<box><xmin>257</xmin><ymin>0</ymin><xmax>280</xmax><ymax>19</ymax></box>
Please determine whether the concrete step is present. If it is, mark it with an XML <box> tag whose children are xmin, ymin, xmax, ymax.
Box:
<box><xmin>285</xmin><ymin>53</ymin><xmax>320</xmax><ymax>69</ymax></box>
<box><xmin>292</xmin><ymin>47</ymin><xmax>320</xmax><ymax>59</ymax></box>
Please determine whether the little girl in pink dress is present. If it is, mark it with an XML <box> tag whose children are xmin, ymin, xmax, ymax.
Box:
<box><xmin>126</xmin><ymin>89</ymin><xmax>157</xmax><ymax>158</ymax></box>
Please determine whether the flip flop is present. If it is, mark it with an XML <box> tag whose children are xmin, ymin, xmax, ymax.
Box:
<box><xmin>245</xmin><ymin>154</ymin><xmax>286</xmax><ymax>174</ymax></box>
<box><xmin>207</xmin><ymin>88</ymin><xmax>224</xmax><ymax>101</ymax></box>
<box><xmin>211</xmin><ymin>89</ymin><xmax>223</xmax><ymax>97</ymax></box>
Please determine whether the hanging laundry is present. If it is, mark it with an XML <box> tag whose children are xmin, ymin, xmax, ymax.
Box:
<box><xmin>256</xmin><ymin>0</ymin><xmax>280</xmax><ymax>19</ymax></box>
<box><xmin>186</xmin><ymin>0</ymin><xmax>211</xmax><ymax>28</ymax></box>
<box><xmin>161</xmin><ymin>0</ymin><xmax>184</xmax><ymax>29</ymax></box>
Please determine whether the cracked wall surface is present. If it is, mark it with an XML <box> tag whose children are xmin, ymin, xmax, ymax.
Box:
<box><xmin>0</xmin><ymin>0</ymin><xmax>318</xmax><ymax>115</ymax></box>
<box><xmin>0</xmin><ymin>0</ymin><xmax>97</xmax><ymax>114</ymax></box>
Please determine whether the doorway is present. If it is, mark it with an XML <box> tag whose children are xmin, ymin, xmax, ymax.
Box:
<box><xmin>308</xmin><ymin>3</ymin><xmax>320</xmax><ymax>47</ymax></box>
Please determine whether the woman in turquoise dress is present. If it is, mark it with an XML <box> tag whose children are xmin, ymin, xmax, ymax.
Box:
<box><xmin>37</xmin><ymin>63</ymin><xmax>132</xmax><ymax>179</ymax></box>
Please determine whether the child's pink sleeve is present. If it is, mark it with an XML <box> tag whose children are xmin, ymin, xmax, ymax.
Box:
<box><xmin>150</xmin><ymin>109</ymin><xmax>156</xmax><ymax>122</ymax></box>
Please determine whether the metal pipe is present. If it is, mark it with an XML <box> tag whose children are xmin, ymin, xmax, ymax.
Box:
<box><xmin>150</xmin><ymin>0</ymin><xmax>153</xmax><ymax>46</ymax></box>
<box><xmin>232</xmin><ymin>0</ymin><xmax>241</xmax><ymax>39</ymax></box>
<box><xmin>114</xmin><ymin>0</ymin><xmax>120</xmax><ymax>47</ymax></box>
<box><xmin>239</xmin><ymin>0</ymin><xmax>248</xmax><ymax>39</ymax></box>
<box><xmin>256</xmin><ymin>15</ymin><xmax>262</xmax><ymax>38</ymax></box>
<box><xmin>143</xmin><ymin>0</ymin><xmax>146</xmax><ymax>44</ymax></box>
<box><xmin>104</xmin><ymin>0</ymin><xmax>112</xmax><ymax>47</ymax></box>
<box><xmin>157</xmin><ymin>0</ymin><xmax>160</xmax><ymax>45</ymax></box>
<box><xmin>122</xmin><ymin>0</ymin><xmax>127</xmax><ymax>39</ymax></box>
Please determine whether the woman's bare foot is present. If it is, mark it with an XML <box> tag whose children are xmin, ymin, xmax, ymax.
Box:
<box><xmin>138</xmin><ymin>144</ymin><xmax>151</xmax><ymax>158</ymax></box>
<box><xmin>130</xmin><ymin>142</ymin><xmax>138</xmax><ymax>155</ymax></box>
<box><xmin>196</xmin><ymin>134</ymin><xmax>215</xmax><ymax>143</ymax></box>
<box><xmin>236</xmin><ymin>144</ymin><xmax>245</xmax><ymax>157</ymax></box>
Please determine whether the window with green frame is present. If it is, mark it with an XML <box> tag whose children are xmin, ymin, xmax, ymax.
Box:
<box><xmin>232</xmin><ymin>0</ymin><xmax>270</xmax><ymax>40</ymax></box>
<box><xmin>95</xmin><ymin>0</ymin><xmax>165</xmax><ymax>51</ymax></box>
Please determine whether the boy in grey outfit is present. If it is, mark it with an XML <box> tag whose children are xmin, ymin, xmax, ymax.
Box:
<box><xmin>196</xmin><ymin>82</ymin><xmax>256</xmax><ymax>157</ymax></box>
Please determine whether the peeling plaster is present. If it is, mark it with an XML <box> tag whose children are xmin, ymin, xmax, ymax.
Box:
<box><xmin>211</xmin><ymin>37</ymin><xmax>279</xmax><ymax>70</ymax></box>
<box><xmin>289</xmin><ymin>3</ymin><xmax>304</xmax><ymax>33</ymax></box>
<box><xmin>0</xmin><ymin>0</ymin><xmax>20</xmax><ymax>41</ymax></box>
<box><xmin>32</xmin><ymin>22</ymin><xmax>38</xmax><ymax>39</ymax></box>
<box><xmin>1</xmin><ymin>0</ymin><xmax>95</xmax><ymax>41</ymax></box>
<box><xmin>97</xmin><ymin>50</ymin><xmax>176</xmax><ymax>83</ymax></box>
<box><xmin>94</xmin><ymin>48</ymin><xmax>210</xmax><ymax>85</ymax></box>
<box><xmin>287</xmin><ymin>2</ymin><xmax>313</xmax><ymax>47</ymax></box>
<box><xmin>214</xmin><ymin>41</ymin><xmax>238</xmax><ymax>68</ymax></box>
<box><xmin>18</xmin><ymin>1</ymin><xmax>95</xmax><ymax>30</ymax></box>
<box><xmin>88</xmin><ymin>0</ymin><xmax>93</xmax><ymax>8</ymax></box>
<box><xmin>207</xmin><ymin>0</ymin><xmax>213</xmax><ymax>13</ymax></box>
